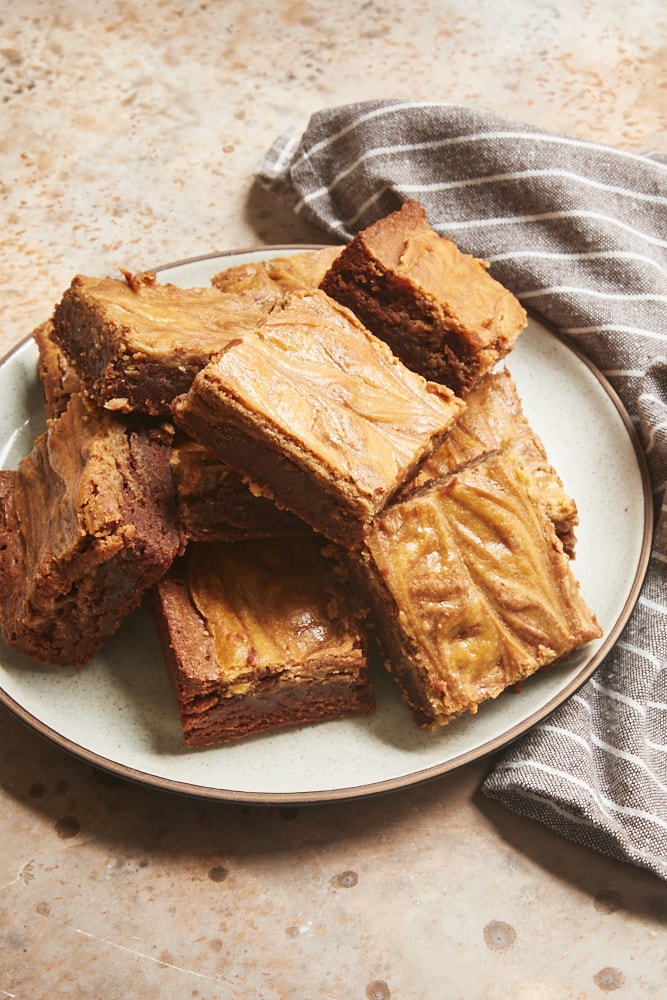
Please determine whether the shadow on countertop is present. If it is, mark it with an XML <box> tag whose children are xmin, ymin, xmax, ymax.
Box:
<box><xmin>2</xmin><ymin>695</ymin><xmax>667</xmax><ymax>931</ymax></box>
<box><xmin>242</xmin><ymin>179</ymin><xmax>339</xmax><ymax>248</ymax></box>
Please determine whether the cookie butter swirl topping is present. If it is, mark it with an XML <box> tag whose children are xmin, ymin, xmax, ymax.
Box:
<box><xmin>188</xmin><ymin>537</ymin><xmax>360</xmax><ymax>680</ymax></box>
<box><xmin>364</xmin><ymin>449</ymin><xmax>601</xmax><ymax>721</ymax></box>
<box><xmin>393</xmin><ymin>230</ymin><xmax>526</xmax><ymax>348</ymax></box>
<box><xmin>204</xmin><ymin>290</ymin><xmax>464</xmax><ymax>501</ymax></box>
<box><xmin>14</xmin><ymin>394</ymin><xmax>129</xmax><ymax>591</ymax></box>
<box><xmin>65</xmin><ymin>274</ymin><xmax>266</xmax><ymax>355</ymax></box>
<box><xmin>211</xmin><ymin>246</ymin><xmax>342</xmax><ymax>305</ymax></box>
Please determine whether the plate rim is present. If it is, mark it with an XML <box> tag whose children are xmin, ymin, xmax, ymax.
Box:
<box><xmin>0</xmin><ymin>246</ymin><xmax>655</xmax><ymax>805</ymax></box>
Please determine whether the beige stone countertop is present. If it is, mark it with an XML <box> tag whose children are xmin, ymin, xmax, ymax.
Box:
<box><xmin>1</xmin><ymin>2</ymin><xmax>666</xmax><ymax>997</ymax></box>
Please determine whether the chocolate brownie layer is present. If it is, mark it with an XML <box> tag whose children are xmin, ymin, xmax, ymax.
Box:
<box><xmin>171</xmin><ymin>437</ymin><xmax>311</xmax><ymax>542</ymax></box>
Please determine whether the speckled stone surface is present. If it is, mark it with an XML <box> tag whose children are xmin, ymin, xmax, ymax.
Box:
<box><xmin>1</xmin><ymin>1</ymin><xmax>666</xmax><ymax>997</ymax></box>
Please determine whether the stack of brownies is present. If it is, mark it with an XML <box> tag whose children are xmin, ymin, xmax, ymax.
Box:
<box><xmin>0</xmin><ymin>200</ymin><xmax>602</xmax><ymax>746</ymax></box>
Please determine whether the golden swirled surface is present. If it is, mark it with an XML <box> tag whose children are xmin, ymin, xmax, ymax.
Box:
<box><xmin>364</xmin><ymin>448</ymin><xmax>601</xmax><ymax>723</ymax></box>
<box><xmin>65</xmin><ymin>274</ymin><xmax>266</xmax><ymax>355</ymax></box>
<box><xmin>200</xmin><ymin>290</ymin><xmax>464</xmax><ymax>499</ymax></box>
<box><xmin>188</xmin><ymin>537</ymin><xmax>361</xmax><ymax>680</ymax></box>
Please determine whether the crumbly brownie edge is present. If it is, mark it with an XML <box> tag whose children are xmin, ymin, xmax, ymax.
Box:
<box><xmin>171</xmin><ymin>441</ymin><xmax>312</xmax><ymax>543</ymax></box>
<box><xmin>179</xmin><ymin>675</ymin><xmax>376</xmax><ymax>747</ymax></box>
<box><xmin>118</xmin><ymin>421</ymin><xmax>184</xmax><ymax>556</ymax></box>
<box><xmin>344</xmin><ymin>545</ymin><xmax>439</xmax><ymax>728</ymax></box>
<box><xmin>52</xmin><ymin>281</ymin><xmax>122</xmax><ymax>398</ymax></box>
<box><xmin>0</xmin><ymin>471</ymin><xmax>25</xmax><ymax>624</ymax></box>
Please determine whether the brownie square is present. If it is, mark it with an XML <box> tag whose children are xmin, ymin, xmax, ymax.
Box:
<box><xmin>321</xmin><ymin>199</ymin><xmax>527</xmax><ymax>395</ymax></box>
<box><xmin>152</xmin><ymin>536</ymin><xmax>375</xmax><ymax>746</ymax></box>
<box><xmin>0</xmin><ymin>393</ymin><xmax>181</xmax><ymax>666</ymax></box>
<box><xmin>174</xmin><ymin>289</ymin><xmax>465</xmax><ymax>547</ymax></box>
<box><xmin>52</xmin><ymin>271</ymin><xmax>268</xmax><ymax>416</ymax></box>
<box><xmin>352</xmin><ymin>448</ymin><xmax>601</xmax><ymax>728</ymax></box>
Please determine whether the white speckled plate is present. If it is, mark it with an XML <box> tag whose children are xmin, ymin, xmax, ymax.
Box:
<box><xmin>0</xmin><ymin>248</ymin><xmax>653</xmax><ymax>803</ymax></box>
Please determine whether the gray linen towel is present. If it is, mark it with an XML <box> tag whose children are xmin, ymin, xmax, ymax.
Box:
<box><xmin>255</xmin><ymin>100</ymin><xmax>667</xmax><ymax>880</ymax></box>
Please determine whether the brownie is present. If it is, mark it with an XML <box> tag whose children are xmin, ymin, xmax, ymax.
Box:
<box><xmin>211</xmin><ymin>246</ymin><xmax>343</xmax><ymax>305</ymax></box>
<box><xmin>174</xmin><ymin>289</ymin><xmax>465</xmax><ymax>547</ymax></box>
<box><xmin>0</xmin><ymin>393</ymin><xmax>181</xmax><ymax>666</ymax></box>
<box><xmin>33</xmin><ymin>318</ymin><xmax>81</xmax><ymax>418</ymax></box>
<box><xmin>171</xmin><ymin>437</ymin><xmax>311</xmax><ymax>542</ymax></box>
<box><xmin>352</xmin><ymin>448</ymin><xmax>602</xmax><ymax>728</ymax></box>
<box><xmin>320</xmin><ymin>199</ymin><xmax>527</xmax><ymax>395</ymax></box>
<box><xmin>152</xmin><ymin>536</ymin><xmax>375</xmax><ymax>746</ymax></box>
<box><xmin>402</xmin><ymin>369</ymin><xmax>579</xmax><ymax>556</ymax></box>
<box><xmin>51</xmin><ymin>271</ymin><xmax>268</xmax><ymax>416</ymax></box>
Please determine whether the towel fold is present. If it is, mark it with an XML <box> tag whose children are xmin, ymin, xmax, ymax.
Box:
<box><xmin>256</xmin><ymin>100</ymin><xmax>667</xmax><ymax>880</ymax></box>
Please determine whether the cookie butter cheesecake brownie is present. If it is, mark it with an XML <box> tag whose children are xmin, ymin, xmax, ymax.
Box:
<box><xmin>52</xmin><ymin>270</ymin><xmax>269</xmax><ymax>416</ymax></box>
<box><xmin>351</xmin><ymin>448</ymin><xmax>601</xmax><ymax>728</ymax></box>
<box><xmin>174</xmin><ymin>289</ymin><xmax>465</xmax><ymax>547</ymax></box>
<box><xmin>320</xmin><ymin>200</ymin><xmax>527</xmax><ymax>396</ymax></box>
<box><xmin>152</xmin><ymin>536</ymin><xmax>374</xmax><ymax>746</ymax></box>
<box><xmin>0</xmin><ymin>393</ymin><xmax>181</xmax><ymax>667</ymax></box>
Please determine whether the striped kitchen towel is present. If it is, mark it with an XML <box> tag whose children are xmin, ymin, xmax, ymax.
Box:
<box><xmin>256</xmin><ymin>100</ymin><xmax>667</xmax><ymax>880</ymax></box>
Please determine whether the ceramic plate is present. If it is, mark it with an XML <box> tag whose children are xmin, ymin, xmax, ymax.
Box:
<box><xmin>0</xmin><ymin>248</ymin><xmax>653</xmax><ymax>803</ymax></box>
